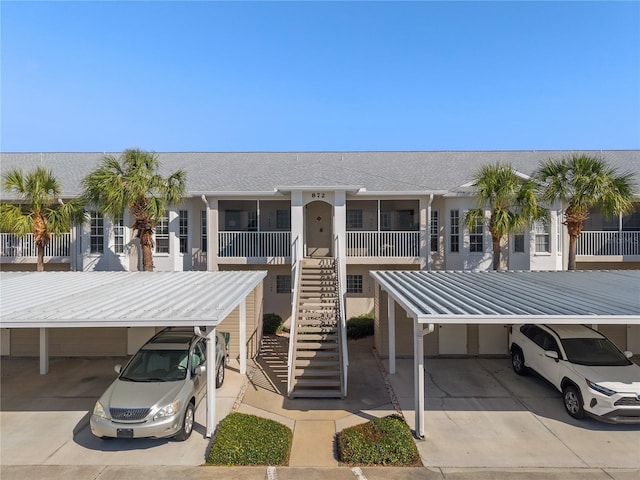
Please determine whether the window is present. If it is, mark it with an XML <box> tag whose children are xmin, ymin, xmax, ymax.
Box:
<box><xmin>113</xmin><ymin>214</ymin><xmax>124</xmax><ymax>254</ymax></box>
<box><xmin>513</xmin><ymin>230</ymin><xmax>525</xmax><ymax>253</ymax></box>
<box><xmin>346</xmin><ymin>274</ymin><xmax>363</xmax><ymax>294</ymax></box>
<box><xmin>450</xmin><ymin>210</ymin><xmax>460</xmax><ymax>253</ymax></box>
<box><xmin>276</xmin><ymin>275</ymin><xmax>291</xmax><ymax>294</ymax></box>
<box><xmin>201</xmin><ymin>210</ymin><xmax>207</xmax><ymax>252</ymax></box>
<box><xmin>155</xmin><ymin>216</ymin><xmax>169</xmax><ymax>253</ymax></box>
<box><xmin>469</xmin><ymin>216</ymin><xmax>484</xmax><ymax>253</ymax></box>
<box><xmin>346</xmin><ymin>209</ymin><xmax>363</xmax><ymax>230</ymax></box>
<box><xmin>534</xmin><ymin>220</ymin><xmax>550</xmax><ymax>253</ymax></box>
<box><xmin>430</xmin><ymin>210</ymin><xmax>438</xmax><ymax>252</ymax></box>
<box><xmin>89</xmin><ymin>211</ymin><xmax>104</xmax><ymax>254</ymax></box>
<box><xmin>276</xmin><ymin>209</ymin><xmax>290</xmax><ymax>229</ymax></box>
<box><xmin>380</xmin><ymin>211</ymin><xmax>391</xmax><ymax>231</ymax></box>
<box><xmin>248</xmin><ymin>211</ymin><xmax>258</xmax><ymax>232</ymax></box>
<box><xmin>179</xmin><ymin>210</ymin><xmax>188</xmax><ymax>254</ymax></box>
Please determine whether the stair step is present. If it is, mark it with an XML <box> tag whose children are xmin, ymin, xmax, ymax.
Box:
<box><xmin>294</xmin><ymin>368</ymin><xmax>340</xmax><ymax>377</ymax></box>
<box><xmin>294</xmin><ymin>350</ymin><xmax>340</xmax><ymax>358</ymax></box>
<box><xmin>294</xmin><ymin>379</ymin><xmax>341</xmax><ymax>388</ymax></box>
<box><xmin>295</xmin><ymin>342</ymin><xmax>339</xmax><ymax>350</ymax></box>
<box><xmin>290</xmin><ymin>389</ymin><xmax>342</xmax><ymax>398</ymax></box>
<box><xmin>294</xmin><ymin>359</ymin><xmax>340</xmax><ymax>368</ymax></box>
<box><xmin>295</xmin><ymin>333</ymin><xmax>338</xmax><ymax>341</ymax></box>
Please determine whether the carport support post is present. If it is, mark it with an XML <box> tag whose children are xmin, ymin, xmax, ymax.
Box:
<box><xmin>39</xmin><ymin>327</ymin><xmax>49</xmax><ymax>375</ymax></box>
<box><xmin>239</xmin><ymin>298</ymin><xmax>247</xmax><ymax>375</ymax></box>
<box><xmin>413</xmin><ymin>320</ymin><xmax>425</xmax><ymax>439</ymax></box>
<box><xmin>388</xmin><ymin>297</ymin><xmax>396</xmax><ymax>374</ymax></box>
<box><xmin>206</xmin><ymin>327</ymin><xmax>217</xmax><ymax>438</ymax></box>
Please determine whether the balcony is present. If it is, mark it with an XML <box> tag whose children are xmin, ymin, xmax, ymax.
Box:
<box><xmin>347</xmin><ymin>231</ymin><xmax>420</xmax><ymax>257</ymax></box>
<box><xmin>0</xmin><ymin>233</ymin><xmax>72</xmax><ymax>259</ymax></box>
<box><xmin>218</xmin><ymin>231</ymin><xmax>291</xmax><ymax>258</ymax></box>
<box><xmin>577</xmin><ymin>231</ymin><xmax>640</xmax><ymax>257</ymax></box>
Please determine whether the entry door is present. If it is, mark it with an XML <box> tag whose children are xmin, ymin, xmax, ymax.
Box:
<box><xmin>305</xmin><ymin>201</ymin><xmax>332</xmax><ymax>257</ymax></box>
<box><xmin>438</xmin><ymin>324</ymin><xmax>467</xmax><ymax>355</ymax></box>
<box><xmin>478</xmin><ymin>325</ymin><xmax>510</xmax><ymax>355</ymax></box>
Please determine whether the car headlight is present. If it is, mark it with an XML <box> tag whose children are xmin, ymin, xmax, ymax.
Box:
<box><xmin>586</xmin><ymin>379</ymin><xmax>617</xmax><ymax>396</ymax></box>
<box><xmin>153</xmin><ymin>400</ymin><xmax>179</xmax><ymax>420</ymax></box>
<box><xmin>93</xmin><ymin>401</ymin><xmax>107</xmax><ymax>418</ymax></box>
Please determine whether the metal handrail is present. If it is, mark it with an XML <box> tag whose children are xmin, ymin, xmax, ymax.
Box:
<box><xmin>286</xmin><ymin>236</ymin><xmax>300</xmax><ymax>396</ymax></box>
<box><xmin>334</xmin><ymin>234</ymin><xmax>349</xmax><ymax>397</ymax></box>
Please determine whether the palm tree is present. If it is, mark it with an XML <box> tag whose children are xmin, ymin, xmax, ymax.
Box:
<box><xmin>0</xmin><ymin>167</ymin><xmax>85</xmax><ymax>271</ymax></box>
<box><xmin>535</xmin><ymin>154</ymin><xmax>635</xmax><ymax>270</ymax></box>
<box><xmin>466</xmin><ymin>162</ymin><xmax>546</xmax><ymax>271</ymax></box>
<box><xmin>82</xmin><ymin>149</ymin><xmax>186</xmax><ymax>271</ymax></box>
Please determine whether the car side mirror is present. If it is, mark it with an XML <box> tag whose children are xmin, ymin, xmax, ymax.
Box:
<box><xmin>114</xmin><ymin>365</ymin><xmax>122</xmax><ymax>374</ymax></box>
<box><xmin>195</xmin><ymin>365</ymin><xmax>206</xmax><ymax>375</ymax></box>
<box><xmin>624</xmin><ymin>351</ymin><xmax>633</xmax><ymax>359</ymax></box>
<box><xmin>544</xmin><ymin>350</ymin><xmax>559</xmax><ymax>361</ymax></box>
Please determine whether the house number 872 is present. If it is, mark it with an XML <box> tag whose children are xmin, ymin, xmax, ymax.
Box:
<box><xmin>311</xmin><ymin>193</ymin><xmax>325</xmax><ymax>199</ymax></box>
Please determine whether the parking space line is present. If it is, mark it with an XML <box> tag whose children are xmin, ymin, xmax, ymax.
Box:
<box><xmin>265</xmin><ymin>465</ymin><xmax>277</xmax><ymax>480</ymax></box>
<box><xmin>351</xmin><ymin>466</ymin><xmax>368</xmax><ymax>479</ymax></box>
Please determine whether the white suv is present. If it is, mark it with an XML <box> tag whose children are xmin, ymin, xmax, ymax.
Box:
<box><xmin>509</xmin><ymin>324</ymin><xmax>640</xmax><ymax>424</ymax></box>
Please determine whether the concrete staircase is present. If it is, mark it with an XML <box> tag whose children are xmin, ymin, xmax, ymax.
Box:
<box><xmin>289</xmin><ymin>257</ymin><xmax>343</xmax><ymax>398</ymax></box>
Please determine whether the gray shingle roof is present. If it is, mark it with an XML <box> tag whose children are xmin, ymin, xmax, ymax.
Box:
<box><xmin>1</xmin><ymin>150</ymin><xmax>638</xmax><ymax>199</ymax></box>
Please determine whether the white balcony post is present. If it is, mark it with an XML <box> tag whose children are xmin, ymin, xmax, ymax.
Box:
<box><xmin>239</xmin><ymin>298</ymin><xmax>247</xmax><ymax>375</ymax></box>
<box><xmin>388</xmin><ymin>297</ymin><xmax>396</xmax><ymax>374</ymax></box>
<box><xmin>291</xmin><ymin>191</ymin><xmax>304</xmax><ymax>263</ymax></box>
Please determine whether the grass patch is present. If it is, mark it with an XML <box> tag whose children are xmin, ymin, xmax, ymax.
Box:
<box><xmin>207</xmin><ymin>413</ymin><xmax>292</xmax><ymax>466</ymax></box>
<box><xmin>337</xmin><ymin>414</ymin><xmax>421</xmax><ymax>466</ymax></box>
<box><xmin>263</xmin><ymin>313</ymin><xmax>284</xmax><ymax>335</ymax></box>
<box><xmin>346</xmin><ymin>314</ymin><xmax>374</xmax><ymax>339</ymax></box>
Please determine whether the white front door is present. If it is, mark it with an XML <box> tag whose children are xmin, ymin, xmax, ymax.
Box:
<box><xmin>305</xmin><ymin>201</ymin><xmax>332</xmax><ymax>257</ymax></box>
<box><xmin>438</xmin><ymin>324</ymin><xmax>467</xmax><ymax>355</ymax></box>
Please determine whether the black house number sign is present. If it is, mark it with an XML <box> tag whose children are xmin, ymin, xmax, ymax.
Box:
<box><xmin>311</xmin><ymin>192</ymin><xmax>325</xmax><ymax>199</ymax></box>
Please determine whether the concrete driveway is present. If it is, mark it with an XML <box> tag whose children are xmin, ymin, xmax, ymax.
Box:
<box><xmin>386</xmin><ymin>357</ymin><xmax>640</xmax><ymax>469</ymax></box>
<box><xmin>0</xmin><ymin>356</ymin><xmax>245</xmax><ymax>466</ymax></box>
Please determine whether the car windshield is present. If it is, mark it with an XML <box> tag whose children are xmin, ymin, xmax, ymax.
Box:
<box><xmin>119</xmin><ymin>349</ymin><xmax>189</xmax><ymax>382</ymax></box>
<box><xmin>561</xmin><ymin>338</ymin><xmax>632</xmax><ymax>366</ymax></box>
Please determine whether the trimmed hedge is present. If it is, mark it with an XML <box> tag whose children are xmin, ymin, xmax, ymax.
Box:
<box><xmin>337</xmin><ymin>414</ymin><xmax>421</xmax><ymax>466</ymax></box>
<box><xmin>263</xmin><ymin>313</ymin><xmax>284</xmax><ymax>335</ymax></box>
<box><xmin>207</xmin><ymin>413</ymin><xmax>293</xmax><ymax>466</ymax></box>
<box><xmin>346</xmin><ymin>314</ymin><xmax>374</xmax><ymax>339</ymax></box>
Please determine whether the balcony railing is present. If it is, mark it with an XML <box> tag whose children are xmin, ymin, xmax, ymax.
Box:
<box><xmin>0</xmin><ymin>233</ymin><xmax>72</xmax><ymax>258</ymax></box>
<box><xmin>577</xmin><ymin>231</ymin><xmax>640</xmax><ymax>256</ymax></box>
<box><xmin>218</xmin><ymin>231</ymin><xmax>291</xmax><ymax>257</ymax></box>
<box><xmin>347</xmin><ymin>231</ymin><xmax>420</xmax><ymax>257</ymax></box>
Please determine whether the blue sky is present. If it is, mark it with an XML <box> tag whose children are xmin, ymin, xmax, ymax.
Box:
<box><xmin>2</xmin><ymin>1</ymin><xmax>639</xmax><ymax>152</ymax></box>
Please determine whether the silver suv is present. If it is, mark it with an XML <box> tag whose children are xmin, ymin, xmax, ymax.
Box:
<box><xmin>90</xmin><ymin>327</ymin><xmax>228</xmax><ymax>440</ymax></box>
<box><xmin>509</xmin><ymin>324</ymin><xmax>640</xmax><ymax>424</ymax></box>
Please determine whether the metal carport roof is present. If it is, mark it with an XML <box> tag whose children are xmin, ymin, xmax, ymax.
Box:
<box><xmin>370</xmin><ymin>270</ymin><xmax>640</xmax><ymax>439</ymax></box>
<box><xmin>0</xmin><ymin>271</ymin><xmax>267</xmax><ymax>328</ymax></box>
<box><xmin>0</xmin><ymin>270</ymin><xmax>267</xmax><ymax>438</ymax></box>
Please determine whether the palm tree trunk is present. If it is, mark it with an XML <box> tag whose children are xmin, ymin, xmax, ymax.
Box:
<box><xmin>140</xmin><ymin>229</ymin><xmax>155</xmax><ymax>272</ymax></box>
<box><xmin>36</xmin><ymin>243</ymin><xmax>45</xmax><ymax>272</ymax></box>
<box><xmin>568</xmin><ymin>234</ymin><xmax>578</xmax><ymax>271</ymax></box>
<box><xmin>492</xmin><ymin>237</ymin><xmax>502</xmax><ymax>271</ymax></box>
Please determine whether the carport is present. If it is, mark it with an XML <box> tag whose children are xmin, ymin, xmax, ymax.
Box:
<box><xmin>370</xmin><ymin>269</ymin><xmax>640</xmax><ymax>439</ymax></box>
<box><xmin>0</xmin><ymin>270</ymin><xmax>267</xmax><ymax>437</ymax></box>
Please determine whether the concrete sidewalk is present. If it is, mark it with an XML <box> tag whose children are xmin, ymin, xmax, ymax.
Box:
<box><xmin>2</xmin><ymin>465</ymin><xmax>639</xmax><ymax>480</ymax></box>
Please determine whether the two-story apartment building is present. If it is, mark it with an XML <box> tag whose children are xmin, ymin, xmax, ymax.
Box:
<box><xmin>2</xmin><ymin>151</ymin><xmax>639</xmax><ymax>392</ymax></box>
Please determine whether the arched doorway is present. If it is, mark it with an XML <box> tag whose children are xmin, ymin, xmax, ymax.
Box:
<box><xmin>305</xmin><ymin>201</ymin><xmax>333</xmax><ymax>257</ymax></box>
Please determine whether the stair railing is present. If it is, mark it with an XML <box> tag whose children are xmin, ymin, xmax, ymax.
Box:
<box><xmin>334</xmin><ymin>235</ymin><xmax>349</xmax><ymax>397</ymax></box>
<box><xmin>287</xmin><ymin>236</ymin><xmax>301</xmax><ymax>397</ymax></box>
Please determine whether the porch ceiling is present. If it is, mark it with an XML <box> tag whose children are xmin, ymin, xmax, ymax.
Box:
<box><xmin>0</xmin><ymin>271</ymin><xmax>267</xmax><ymax>328</ymax></box>
<box><xmin>370</xmin><ymin>270</ymin><xmax>640</xmax><ymax>323</ymax></box>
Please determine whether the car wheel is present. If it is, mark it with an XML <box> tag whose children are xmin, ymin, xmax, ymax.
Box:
<box><xmin>563</xmin><ymin>385</ymin><xmax>585</xmax><ymax>419</ymax></box>
<box><xmin>216</xmin><ymin>361</ymin><xmax>225</xmax><ymax>388</ymax></box>
<box><xmin>511</xmin><ymin>349</ymin><xmax>527</xmax><ymax>376</ymax></box>
<box><xmin>175</xmin><ymin>402</ymin><xmax>195</xmax><ymax>441</ymax></box>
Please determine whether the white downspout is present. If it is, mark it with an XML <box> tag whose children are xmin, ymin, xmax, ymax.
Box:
<box><xmin>414</xmin><ymin>322</ymin><xmax>434</xmax><ymax>440</ymax></box>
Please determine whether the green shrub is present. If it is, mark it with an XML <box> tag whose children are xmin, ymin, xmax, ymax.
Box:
<box><xmin>207</xmin><ymin>413</ymin><xmax>293</xmax><ymax>466</ymax></box>
<box><xmin>263</xmin><ymin>313</ymin><xmax>284</xmax><ymax>335</ymax></box>
<box><xmin>337</xmin><ymin>414</ymin><xmax>421</xmax><ymax>466</ymax></box>
<box><xmin>346</xmin><ymin>314</ymin><xmax>374</xmax><ymax>339</ymax></box>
